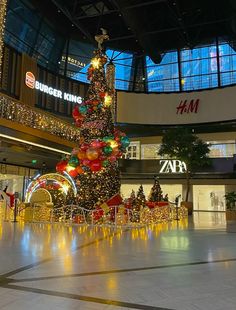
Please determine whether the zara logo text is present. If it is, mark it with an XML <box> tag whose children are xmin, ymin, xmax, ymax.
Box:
<box><xmin>159</xmin><ymin>160</ymin><xmax>187</xmax><ymax>174</ymax></box>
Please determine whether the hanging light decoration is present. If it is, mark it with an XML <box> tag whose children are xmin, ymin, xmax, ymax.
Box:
<box><xmin>106</xmin><ymin>61</ymin><xmax>116</xmax><ymax>121</ymax></box>
<box><xmin>106</xmin><ymin>61</ymin><xmax>115</xmax><ymax>90</ymax></box>
<box><xmin>0</xmin><ymin>0</ymin><xmax>7</xmax><ymax>83</ymax></box>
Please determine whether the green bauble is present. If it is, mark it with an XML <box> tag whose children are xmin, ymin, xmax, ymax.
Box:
<box><xmin>68</xmin><ymin>156</ymin><xmax>79</xmax><ymax>167</ymax></box>
<box><xmin>103</xmin><ymin>135</ymin><xmax>114</xmax><ymax>142</ymax></box>
<box><xmin>102</xmin><ymin>160</ymin><xmax>110</xmax><ymax>167</ymax></box>
<box><xmin>103</xmin><ymin>146</ymin><xmax>113</xmax><ymax>155</ymax></box>
<box><xmin>120</xmin><ymin>136</ymin><xmax>130</xmax><ymax>148</ymax></box>
<box><xmin>79</xmin><ymin>105</ymin><xmax>88</xmax><ymax>114</ymax></box>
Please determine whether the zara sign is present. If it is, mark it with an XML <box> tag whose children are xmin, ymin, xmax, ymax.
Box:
<box><xmin>159</xmin><ymin>160</ymin><xmax>187</xmax><ymax>174</ymax></box>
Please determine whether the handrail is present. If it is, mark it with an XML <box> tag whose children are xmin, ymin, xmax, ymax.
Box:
<box><xmin>0</xmin><ymin>92</ymin><xmax>80</xmax><ymax>142</ymax></box>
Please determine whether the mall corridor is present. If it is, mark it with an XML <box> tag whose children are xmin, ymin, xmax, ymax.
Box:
<box><xmin>0</xmin><ymin>213</ymin><xmax>236</xmax><ymax>310</ymax></box>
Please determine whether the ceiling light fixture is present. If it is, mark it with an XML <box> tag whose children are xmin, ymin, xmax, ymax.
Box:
<box><xmin>0</xmin><ymin>134</ymin><xmax>70</xmax><ymax>155</ymax></box>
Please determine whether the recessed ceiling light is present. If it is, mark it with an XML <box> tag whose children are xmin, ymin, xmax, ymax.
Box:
<box><xmin>0</xmin><ymin>134</ymin><xmax>70</xmax><ymax>155</ymax></box>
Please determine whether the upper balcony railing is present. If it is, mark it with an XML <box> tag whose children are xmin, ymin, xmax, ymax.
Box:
<box><xmin>0</xmin><ymin>93</ymin><xmax>80</xmax><ymax>142</ymax></box>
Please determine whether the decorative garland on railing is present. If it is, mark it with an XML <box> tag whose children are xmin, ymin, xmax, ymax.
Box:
<box><xmin>0</xmin><ymin>95</ymin><xmax>80</xmax><ymax>142</ymax></box>
<box><xmin>20</xmin><ymin>203</ymin><xmax>187</xmax><ymax>225</ymax></box>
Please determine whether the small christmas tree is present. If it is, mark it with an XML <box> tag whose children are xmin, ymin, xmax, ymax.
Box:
<box><xmin>136</xmin><ymin>185</ymin><xmax>146</xmax><ymax>209</ymax></box>
<box><xmin>129</xmin><ymin>187</ymin><xmax>146</xmax><ymax>223</ymax></box>
<box><xmin>149</xmin><ymin>177</ymin><xmax>163</xmax><ymax>202</ymax></box>
<box><xmin>129</xmin><ymin>189</ymin><xmax>136</xmax><ymax>207</ymax></box>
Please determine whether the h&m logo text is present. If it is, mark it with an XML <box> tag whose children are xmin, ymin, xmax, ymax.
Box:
<box><xmin>176</xmin><ymin>99</ymin><xmax>200</xmax><ymax>114</ymax></box>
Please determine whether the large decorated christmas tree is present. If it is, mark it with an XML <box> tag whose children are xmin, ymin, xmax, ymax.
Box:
<box><xmin>56</xmin><ymin>32</ymin><xmax>129</xmax><ymax>210</ymax></box>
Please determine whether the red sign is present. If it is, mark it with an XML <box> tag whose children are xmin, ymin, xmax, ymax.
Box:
<box><xmin>176</xmin><ymin>99</ymin><xmax>200</xmax><ymax>114</ymax></box>
<box><xmin>25</xmin><ymin>71</ymin><xmax>35</xmax><ymax>89</ymax></box>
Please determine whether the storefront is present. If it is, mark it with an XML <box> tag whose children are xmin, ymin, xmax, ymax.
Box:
<box><xmin>0</xmin><ymin>164</ymin><xmax>37</xmax><ymax>201</ymax></box>
<box><xmin>119</xmin><ymin>157</ymin><xmax>236</xmax><ymax>212</ymax></box>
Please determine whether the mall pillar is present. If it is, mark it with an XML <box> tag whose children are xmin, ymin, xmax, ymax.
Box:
<box><xmin>182</xmin><ymin>182</ymin><xmax>193</xmax><ymax>215</ymax></box>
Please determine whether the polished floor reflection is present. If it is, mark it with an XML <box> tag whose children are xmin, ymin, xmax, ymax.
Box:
<box><xmin>0</xmin><ymin>212</ymin><xmax>236</xmax><ymax>310</ymax></box>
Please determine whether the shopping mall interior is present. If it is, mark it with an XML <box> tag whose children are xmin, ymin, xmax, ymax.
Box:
<box><xmin>1</xmin><ymin>0</ymin><xmax>236</xmax><ymax>309</ymax></box>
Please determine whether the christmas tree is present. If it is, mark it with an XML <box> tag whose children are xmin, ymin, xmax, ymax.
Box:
<box><xmin>56</xmin><ymin>32</ymin><xmax>129</xmax><ymax>210</ymax></box>
<box><xmin>149</xmin><ymin>177</ymin><xmax>163</xmax><ymax>202</ymax></box>
<box><xmin>136</xmin><ymin>185</ymin><xmax>146</xmax><ymax>209</ymax></box>
<box><xmin>129</xmin><ymin>189</ymin><xmax>136</xmax><ymax>207</ymax></box>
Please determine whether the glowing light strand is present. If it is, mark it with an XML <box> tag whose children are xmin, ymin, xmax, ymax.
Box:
<box><xmin>0</xmin><ymin>0</ymin><xmax>7</xmax><ymax>83</ymax></box>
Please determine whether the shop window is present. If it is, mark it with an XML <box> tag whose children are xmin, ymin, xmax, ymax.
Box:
<box><xmin>207</xmin><ymin>141</ymin><xmax>236</xmax><ymax>158</ymax></box>
<box><xmin>125</xmin><ymin>141</ymin><xmax>140</xmax><ymax>159</ymax></box>
<box><xmin>141</xmin><ymin>144</ymin><xmax>161</xmax><ymax>159</ymax></box>
<box><xmin>193</xmin><ymin>185</ymin><xmax>226</xmax><ymax>212</ymax></box>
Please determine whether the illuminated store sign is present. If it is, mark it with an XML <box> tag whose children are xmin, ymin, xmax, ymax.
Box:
<box><xmin>61</xmin><ymin>56</ymin><xmax>86</xmax><ymax>68</ymax></box>
<box><xmin>176</xmin><ymin>99</ymin><xmax>200</xmax><ymax>114</ymax></box>
<box><xmin>25</xmin><ymin>72</ymin><xmax>83</xmax><ymax>104</ymax></box>
<box><xmin>159</xmin><ymin>160</ymin><xmax>187</xmax><ymax>174</ymax></box>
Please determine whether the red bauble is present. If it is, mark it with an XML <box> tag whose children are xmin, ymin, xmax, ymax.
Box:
<box><xmin>99</xmin><ymin>92</ymin><xmax>106</xmax><ymax>98</ymax></box>
<box><xmin>56</xmin><ymin>160</ymin><xmax>68</xmax><ymax>173</ymax></box>
<box><xmin>76</xmin><ymin>166</ymin><xmax>84</xmax><ymax>174</ymax></box>
<box><xmin>90</xmin><ymin>159</ymin><xmax>102</xmax><ymax>172</ymax></box>
<box><xmin>92</xmin><ymin>100</ymin><xmax>99</xmax><ymax>105</ymax></box>
<box><xmin>109</xmin><ymin>155</ymin><xmax>117</xmax><ymax>162</ymax></box>
<box><xmin>82</xmin><ymin>159</ymin><xmax>91</xmax><ymax>166</ymax></box>
<box><xmin>91</xmin><ymin>140</ymin><xmax>103</xmax><ymax>148</ymax></box>
<box><xmin>101</xmin><ymin>141</ymin><xmax>107</xmax><ymax>147</ymax></box>
<box><xmin>80</xmin><ymin>143</ymin><xmax>89</xmax><ymax>151</ymax></box>
<box><xmin>72</xmin><ymin>106</ymin><xmax>80</xmax><ymax>119</ymax></box>
<box><xmin>68</xmin><ymin>169</ymin><xmax>78</xmax><ymax>178</ymax></box>
<box><xmin>75</xmin><ymin>119</ymin><xmax>82</xmax><ymax>127</ymax></box>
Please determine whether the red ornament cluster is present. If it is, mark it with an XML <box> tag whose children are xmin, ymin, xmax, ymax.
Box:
<box><xmin>56</xmin><ymin>129</ymin><xmax>130</xmax><ymax>178</ymax></box>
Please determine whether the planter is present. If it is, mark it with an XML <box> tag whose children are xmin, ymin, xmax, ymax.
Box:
<box><xmin>181</xmin><ymin>201</ymin><xmax>193</xmax><ymax>215</ymax></box>
<box><xmin>226</xmin><ymin>210</ymin><xmax>236</xmax><ymax>221</ymax></box>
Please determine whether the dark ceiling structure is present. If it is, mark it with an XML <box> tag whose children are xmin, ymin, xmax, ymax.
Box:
<box><xmin>33</xmin><ymin>0</ymin><xmax>236</xmax><ymax>63</ymax></box>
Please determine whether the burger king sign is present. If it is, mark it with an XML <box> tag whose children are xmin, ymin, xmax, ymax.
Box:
<box><xmin>25</xmin><ymin>71</ymin><xmax>83</xmax><ymax>104</ymax></box>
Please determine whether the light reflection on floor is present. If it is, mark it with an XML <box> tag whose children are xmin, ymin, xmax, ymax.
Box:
<box><xmin>193</xmin><ymin>211</ymin><xmax>226</xmax><ymax>229</ymax></box>
<box><xmin>0</xmin><ymin>212</ymin><xmax>236</xmax><ymax>310</ymax></box>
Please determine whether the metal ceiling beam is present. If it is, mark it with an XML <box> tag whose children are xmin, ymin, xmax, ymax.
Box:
<box><xmin>125</xmin><ymin>0</ymin><xmax>167</xmax><ymax>10</ymax></box>
<box><xmin>75</xmin><ymin>0</ymin><xmax>166</xmax><ymax>20</ymax></box>
<box><xmin>75</xmin><ymin>9</ymin><xmax>118</xmax><ymax>20</ymax></box>
<box><xmin>51</xmin><ymin>0</ymin><xmax>95</xmax><ymax>44</ymax></box>
<box><xmin>109</xmin><ymin>17</ymin><xmax>231</xmax><ymax>42</ymax></box>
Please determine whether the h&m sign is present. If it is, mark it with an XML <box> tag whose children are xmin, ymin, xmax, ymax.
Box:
<box><xmin>176</xmin><ymin>99</ymin><xmax>200</xmax><ymax>114</ymax></box>
<box><xmin>159</xmin><ymin>160</ymin><xmax>187</xmax><ymax>174</ymax></box>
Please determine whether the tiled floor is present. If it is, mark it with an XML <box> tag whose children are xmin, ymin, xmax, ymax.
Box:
<box><xmin>0</xmin><ymin>212</ymin><xmax>236</xmax><ymax>309</ymax></box>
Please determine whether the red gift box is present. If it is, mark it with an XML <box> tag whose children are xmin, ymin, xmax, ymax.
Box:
<box><xmin>107</xmin><ymin>194</ymin><xmax>123</xmax><ymax>206</ymax></box>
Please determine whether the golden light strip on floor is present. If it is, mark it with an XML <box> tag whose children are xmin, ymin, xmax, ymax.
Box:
<box><xmin>0</xmin><ymin>134</ymin><xmax>70</xmax><ymax>155</ymax></box>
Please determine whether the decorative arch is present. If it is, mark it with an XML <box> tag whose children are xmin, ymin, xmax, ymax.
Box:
<box><xmin>25</xmin><ymin>172</ymin><xmax>77</xmax><ymax>203</ymax></box>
